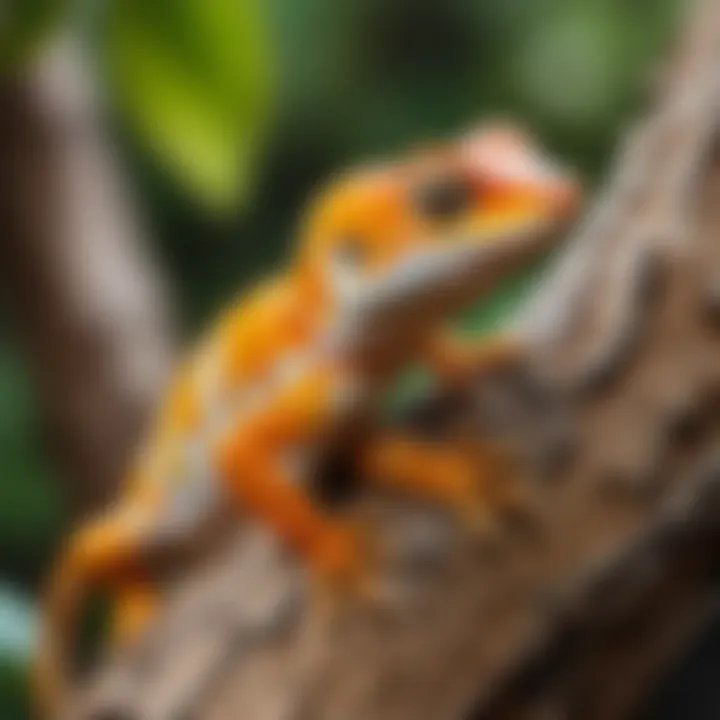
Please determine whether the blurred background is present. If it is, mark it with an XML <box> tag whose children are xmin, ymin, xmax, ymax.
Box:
<box><xmin>0</xmin><ymin>0</ymin><xmax>701</xmax><ymax>716</ymax></box>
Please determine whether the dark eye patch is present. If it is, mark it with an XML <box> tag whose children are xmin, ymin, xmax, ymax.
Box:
<box><xmin>413</xmin><ymin>174</ymin><xmax>472</xmax><ymax>220</ymax></box>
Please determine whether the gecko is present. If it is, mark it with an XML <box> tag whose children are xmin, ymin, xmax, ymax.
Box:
<box><xmin>34</xmin><ymin>123</ymin><xmax>579</xmax><ymax>718</ymax></box>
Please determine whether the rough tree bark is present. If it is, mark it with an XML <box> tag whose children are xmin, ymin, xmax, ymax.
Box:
<box><xmin>0</xmin><ymin>39</ymin><xmax>175</xmax><ymax>513</ymax></box>
<box><xmin>74</xmin><ymin>0</ymin><xmax>720</xmax><ymax>717</ymax></box>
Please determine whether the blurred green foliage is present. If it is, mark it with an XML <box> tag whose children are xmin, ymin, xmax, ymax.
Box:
<box><xmin>0</xmin><ymin>0</ymin><xmax>683</xmax><ymax>713</ymax></box>
<box><xmin>0</xmin><ymin>346</ymin><xmax>66</xmax><ymax>586</ymax></box>
<box><xmin>0</xmin><ymin>0</ymin><xmax>66</xmax><ymax>69</ymax></box>
<box><xmin>105</xmin><ymin>0</ymin><xmax>271</xmax><ymax>210</ymax></box>
<box><xmin>2</xmin><ymin>0</ymin><xmax>271</xmax><ymax>208</ymax></box>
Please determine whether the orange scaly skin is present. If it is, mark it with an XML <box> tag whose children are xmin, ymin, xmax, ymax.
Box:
<box><xmin>34</xmin><ymin>124</ymin><xmax>580</xmax><ymax>718</ymax></box>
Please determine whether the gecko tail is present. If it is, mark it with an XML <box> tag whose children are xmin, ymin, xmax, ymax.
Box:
<box><xmin>33</xmin><ymin>546</ymin><xmax>89</xmax><ymax>720</ymax></box>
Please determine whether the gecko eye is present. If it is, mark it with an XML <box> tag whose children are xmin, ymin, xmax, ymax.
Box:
<box><xmin>333</xmin><ymin>235</ymin><xmax>366</xmax><ymax>266</ymax></box>
<box><xmin>413</xmin><ymin>174</ymin><xmax>472</xmax><ymax>221</ymax></box>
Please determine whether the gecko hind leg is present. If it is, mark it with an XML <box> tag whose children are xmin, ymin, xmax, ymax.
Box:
<box><xmin>358</xmin><ymin>433</ymin><xmax>502</xmax><ymax>535</ymax></box>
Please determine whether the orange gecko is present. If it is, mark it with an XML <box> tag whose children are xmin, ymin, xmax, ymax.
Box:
<box><xmin>35</xmin><ymin>123</ymin><xmax>579</xmax><ymax>718</ymax></box>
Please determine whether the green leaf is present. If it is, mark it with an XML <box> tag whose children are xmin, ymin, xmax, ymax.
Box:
<box><xmin>105</xmin><ymin>0</ymin><xmax>272</xmax><ymax>211</ymax></box>
<box><xmin>0</xmin><ymin>0</ymin><xmax>66</xmax><ymax>71</ymax></box>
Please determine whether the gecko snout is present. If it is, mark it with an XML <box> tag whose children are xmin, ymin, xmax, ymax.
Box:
<box><xmin>460</xmin><ymin>123</ymin><xmax>582</xmax><ymax>225</ymax></box>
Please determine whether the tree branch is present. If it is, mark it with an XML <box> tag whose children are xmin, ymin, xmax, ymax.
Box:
<box><xmin>0</xmin><ymin>39</ymin><xmax>175</xmax><ymax>512</ymax></box>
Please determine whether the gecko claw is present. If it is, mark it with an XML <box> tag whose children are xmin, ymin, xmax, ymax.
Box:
<box><xmin>307</xmin><ymin>521</ymin><xmax>382</xmax><ymax>602</ymax></box>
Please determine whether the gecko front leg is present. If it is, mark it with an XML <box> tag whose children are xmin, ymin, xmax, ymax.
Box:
<box><xmin>213</xmin><ymin>366</ymin><xmax>375</xmax><ymax>594</ymax></box>
<box><xmin>358</xmin><ymin>433</ymin><xmax>497</xmax><ymax>532</ymax></box>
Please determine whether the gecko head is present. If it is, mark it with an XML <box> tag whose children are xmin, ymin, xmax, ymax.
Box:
<box><xmin>293</xmin><ymin>122</ymin><xmax>581</xmax><ymax>316</ymax></box>
<box><xmin>449</xmin><ymin>122</ymin><xmax>579</xmax><ymax>233</ymax></box>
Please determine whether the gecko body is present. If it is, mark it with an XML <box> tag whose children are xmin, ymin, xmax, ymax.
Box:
<box><xmin>35</xmin><ymin>124</ymin><xmax>579</xmax><ymax>718</ymax></box>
